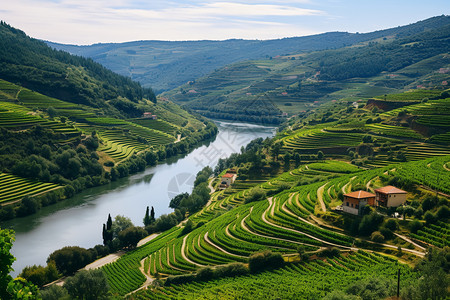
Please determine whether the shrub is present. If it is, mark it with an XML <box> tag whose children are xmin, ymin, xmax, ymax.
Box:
<box><xmin>424</xmin><ymin>211</ymin><xmax>437</xmax><ymax>225</ymax></box>
<box><xmin>383</xmin><ymin>219</ymin><xmax>398</xmax><ymax>231</ymax></box>
<box><xmin>370</xmin><ymin>231</ymin><xmax>385</xmax><ymax>243</ymax></box>
<box><xmin>64</xmin><ymin>269</ymin><xmax>109</xmax><ymax>300</ymax></box>
<box><xmin>244</xmin><ymin>187</ymin><xmax>266</xmax><ymax>204</ymax></box>
<box><xmin>196</xmin><ymin>267</ymin><xmax>214</xmax><ymax>281</ymax></box>
<box><xmin>248</xmin><ymin>250</ymin><xmax>284</xmax><ymax>273</ymax></box>
<box><xmin>317</xmin><ymin>247</ymin><xmax>341</xmax><ymax>258</ymax></box>
<box><xmin>436</xmin><ymin>205</ymin><xmax>449</xmax><ymax>219</ymax></box>
<box><xmin>164</xmin><ymin>274</ymin><xmax>196</xmax><ymax>286</ymax></box>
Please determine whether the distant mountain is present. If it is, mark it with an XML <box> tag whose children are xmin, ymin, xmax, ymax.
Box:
<box><xmin>46</xmin><ymin>16</ymin><xmax>450</xmax><ymax>93</ymax></box>
<box><xmin>161</xmin><ymin>22</ymin><xmax>450</xmax><ymax>124</ymax></box>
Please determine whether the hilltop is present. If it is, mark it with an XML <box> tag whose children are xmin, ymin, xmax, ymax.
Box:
<box><xmin>47</xmin><ymin>15</ymin><xmax>450</xmax><ymax>93</ymax></box>
<box><xmin>162</xmin><ymin>22</ymin><xmax>450</xmax><ymax>124</ymax></box>
<box><xmin>0</xmin><ymin>23</ymin><xmax>217</xmax><ymax>220</ymax></box>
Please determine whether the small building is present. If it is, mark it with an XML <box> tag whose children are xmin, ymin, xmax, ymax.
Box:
<box><xmin>221</xmin><ymin>173</ymin><xmax>236</xmax><ymax>186</ymax></box>
<box><xmin>343</xmin><ymin>190</ymin><xmax>376</xmax><ymax>215</ymax></box>
<box><xmin>374</xmin><ymin>186</ymin><xmax>407</xmax><ymax>207</ymax></box>
<box><xmin>142</xmin><ymin>112</ymin><xmax>157</xmax><ymax>119</ymax></box>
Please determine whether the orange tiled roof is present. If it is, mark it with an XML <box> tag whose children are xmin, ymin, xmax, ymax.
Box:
<box><xmin>222</xmin><ymin>173</ymin><xmax>234</xmax><ymax>178</ymax></box>
<box><xmin>344</xmin><ymin>190</ymin><xmax>375</xmax><ymax>199</ymax></box>
<box><xmin>374</xmin><ymin>186</ymin><xmax>407</xmax><ymax>194</ymax></box>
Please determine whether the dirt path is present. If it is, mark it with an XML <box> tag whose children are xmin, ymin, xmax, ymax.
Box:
<box><xmin>316</xmin><ymin>183</ymin><xmax>327</xmax><ymax>212</ymax></box>
<box><xmin>126</xmin><ymin>259</ymin><xmax>155</xmax><ymax>296</ymax></box>
<box><xmin>263</xmin><ymin>198</ymin><xmax>357</xmax><ymax>250</ymax></box>
<box><xmin>204</xmin><ymin>232</ymin><xmax>246</xmax><ymax>258</ymax></box>
<box><xmin>240</xmin><ymin>207</ymin><xmax>321</xmax><ymax>249</ymax></box>
<box><xmin>137</xmin><ymin>233</ymin><xmax>160</xmax><ymax>247</ymax></box>
<box><xmin>443</xmin><ymin>163</ymin><xmax>450</xmax><ymax>172</ymax></box>
<box><xmin>263</xmin><ymin>197</ymin><xmax>425</xmax><ymax>256</ymax></box>
<box><xmin>341</xmin><ymin>176</ymin><xmax>356</xmax><ymax>194</ymax></box>
<box><xmin>182</xmin><ymin>234</ymin><xmax>205</xmax><ymax>267</ymax></box>
<box><xmin>84</xmin><ymin>252</ymin><xmax>125</xmax><ymax>270</ymax></box>
<box><xmin>393</xmin><ymin>233</ymin><xmax>426</xmax><ymax>251</ymax></box>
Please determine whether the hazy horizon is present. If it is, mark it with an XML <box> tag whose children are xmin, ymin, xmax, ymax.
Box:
<box><xmin>1</xmin><ymin>0</ymin><xmax>449</xmax><ymax>45</ymax></box>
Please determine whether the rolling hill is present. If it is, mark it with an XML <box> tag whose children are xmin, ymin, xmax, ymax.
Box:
<box><xmin>0</xmin><ymin>23</ymin><xmax>217</xmax><ymax>221</ymax></box>
<box><xmin>47</xmin><ymin>16</ymin><xmax>450</xmax><ymax>93</ymax></box>
<box><xmin>161</xmin><ymin>22</ymin><xmax>450</xmax><ymax>124</ymax></box>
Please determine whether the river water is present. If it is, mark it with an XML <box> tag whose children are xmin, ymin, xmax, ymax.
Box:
<box><xmin>2</xmin><ymin>120</ymin><xmax>276</xmax><ymax>277</ymax></box>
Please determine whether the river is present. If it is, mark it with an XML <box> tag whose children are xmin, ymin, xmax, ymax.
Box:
<box><xmin>2</xmin><ymin>120</ymin><xmax>276</xmax><ymax>277</ymax></box>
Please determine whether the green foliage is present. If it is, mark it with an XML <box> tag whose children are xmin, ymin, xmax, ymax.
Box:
<box><xmin>0</xmin><ymin>22</ymin><xmax>156</xmax><ymax>112</ymax></box>
<box><xmin>370</xmin><ymin>231</ymin><xmax>385</xmax><ymax>243</ymax></box>
<box><xmin>64</xmin><ymin>269</ymin><xmax>110</xmax><ymax>300</ymax></box>
<box><xmin>111</xmin><ymin>215</ymin><xmax>134</xmax><ymax>238</ymax></box>
<box><xmin>118</xmin><ymin>226</ymin><xmax>147</xmax><ymax>248</ymax></box>
<box><xmin>19</xmin><ymin>262</ymin><xmax>59</xmax><ymax>287</ymax></box>
<box><xmin>40</xmin><ymin>285</ymin><xmax>69</xmax><ymax>300</ymax></box>
<box><xmin>248</xmin><ymin>250</ymin><xmax>284</xmax><ymax>273</ymax></box>
<box><xmin>0</xmin><ymin>228</ymin><xmax>39</xmax><ymax>299</ymax></box>
<box><xmin>244</xmin><ymin>187</ymin><xmax>267</xmax><ymax>204</ymax></box>
<box><xmin>345</xmin><ymin>277</ymin><xmax>394</xmax><ymax>300</ymax></box>
<box><xmin>47</xmin><ymin>246</ymin><xmax>94</xmax><ymax>276</ymax></box>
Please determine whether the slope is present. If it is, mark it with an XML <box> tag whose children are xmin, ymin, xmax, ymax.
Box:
<box><xmin>47</xmin><ymin>16</ymin><xmax>450</xmax><ymax>92</ymax></box>
<box><xmin>161</xmin><ymin>24</ymin><xmax>450</xmax><ymax>124</ymax></box>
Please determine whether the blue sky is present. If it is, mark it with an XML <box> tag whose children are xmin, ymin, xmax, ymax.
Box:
<box><xmin>1</xmin><ymin>0</ymin><xmax>449</xmax><ymax>44</ymax></box>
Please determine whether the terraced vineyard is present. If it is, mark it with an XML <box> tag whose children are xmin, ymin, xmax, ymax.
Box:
<box><xmin>0</xmin><ymin>102</ymin><xmax>81</xmax><ymax>141</ymax></box>
<box><xmin>132</xmin><ymin>118</ymin><xmax>179</xmax><ymax>136</ymax></box>
<box><xmin>133</xmin><ymin>251</ymin><xmax>415</xmax><ymax>300</ymax></box>
<box><xmin>101</xmin><ymin>160</ymin><xmax>435</xmax><ymax>297</ymax></box>
<box><xmin>410</xmin><ymin>221</ymin><xmax>450</xmax><ymax>248</ymax></box>
<box><xmin>0</xmin><ymin>173</ymin><xmax>62</xmax><ymax>204</ymax></box>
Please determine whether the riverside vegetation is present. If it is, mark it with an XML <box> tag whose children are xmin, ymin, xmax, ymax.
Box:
<box><xmin>0</xmin><ymin>18</ymin><xmax>450</xmax><ymax>300</ymax></box>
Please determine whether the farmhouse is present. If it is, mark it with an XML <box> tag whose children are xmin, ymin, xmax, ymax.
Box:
<box><xmin>219</xmin><ymin>172</ymin><xmax>237</xmax><ymax>189</ymax></box>
<box><xmin>342</xmin><ymin>190</ymin><xmax>376</xmax><ymax>215</ymax></box>
<box><xmin>374</xmin><ymin>186</ymin><xmax>407</xmax><ymax>207</ymax></box>
<box><xmin>142</xmin><ymin>112</ymin><xmax>157</xmax><ymax>119</ymax></box>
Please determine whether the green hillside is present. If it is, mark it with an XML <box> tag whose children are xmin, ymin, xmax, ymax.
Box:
<box><xmin>0</xmin><ymin>80</ymin><xmax>215</xmax><ymax>219</ymax></box>
<box><xmin>162</xmin><ymin>24</ymin><xmax>450</xmax><ymax>124</ymax></box>
<box><xmin>0</xmin><ymin>21</ymin><xmax>155</xmax><ymax>118</ymax></box>
<box><xmin>85</xmin><ymin>86</ymin><xmax>450</xmax><ymax>299</ymax></box>
<box><xmin>47</xmin><ymin>16</ymin><xmax>450</xmax><ymax>93</ymax></box>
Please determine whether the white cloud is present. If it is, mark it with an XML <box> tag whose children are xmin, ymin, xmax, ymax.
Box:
<box><xmin>1</xmin><ymin>0</ymin><xmax>324</xmax><ymax>44</ymax></box>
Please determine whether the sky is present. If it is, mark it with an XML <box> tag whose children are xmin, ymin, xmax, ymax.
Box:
<box><xmin>1</xmin><ymin>0</ymin><xmax>449</xmax><ymax>45</ymax></box>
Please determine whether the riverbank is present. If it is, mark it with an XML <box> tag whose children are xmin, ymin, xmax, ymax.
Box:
<box><xmin>4</xmin><ymin>120</ymin><xmax>276</xmax><ymax>277</ymax></box>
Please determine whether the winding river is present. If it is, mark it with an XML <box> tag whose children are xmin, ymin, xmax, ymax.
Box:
<box><xmin>2</xmin><ymin>120</ymin><xmax>276</xmax><ymax>277</ymax></box>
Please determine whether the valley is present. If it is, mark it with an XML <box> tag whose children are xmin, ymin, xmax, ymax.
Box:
<box><xmin>0</xmin><ymin>15</ymin><xmax>449</xmax><ymax>300</ymax></box>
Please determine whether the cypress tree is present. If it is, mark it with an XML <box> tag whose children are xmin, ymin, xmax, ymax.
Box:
<box><xmin>102</xmin><ymin>223</ymin><xmax>107</xmax><ymax>245</ymax></box>
<box><xmin>150</xmin><ymin>206</ymin><xmax>155</xmax><ymax>222</ymax></box>
<box><xmin>106</xmin><ymin>213</ymin><xmax>112</xmax><ymax>231</ymax></box>
<box><xmin>143</xmin><ymin>206</ymin><xmax>150</xmax><ymax>226</ymax></box>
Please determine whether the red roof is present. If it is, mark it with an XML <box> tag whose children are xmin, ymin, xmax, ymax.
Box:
<box><xmin>222</xmin><ymin>173</ymin><xmax>234</xmax><ymax>178</ymax></box>
<box><xmin>374</xmin><ymin>186</ymin><xmax>407</xmax><ymax>194</ymax></box>
<box><xmin>344</xmin><ymin>190</ymin><xmax>375</xmax><ymax>199</ymax></box>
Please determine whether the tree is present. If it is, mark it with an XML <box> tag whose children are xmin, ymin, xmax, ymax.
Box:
<box><xmin>143</xmin><ymin>206</ymin><xmax>151</xmax><ymax>226</ymax></box>
<box><xmin>47</xmin><ymin>246</ymin><xmax>93</xmax><ymax>275</ymax></box>
<box><xmin>317</xmin><ymin>150</ymin><xmax>324</xmax><ymax>160</ymax></box>
<box><xmin>20</xmin><ymin>262</ymin><xmax>59</xmax><ymax>287</ymax></box>
<box><xmin>64</xmin><ymin>269</ymin><xmax>110</xmax><ymax>300</ymax></box>
<box><xmin>0</xmin><ymin>229</ymin><xmax>39</xmax><ymax>299</ymax></box>
<box><xmin>406</xmin><ymin>248</ymin><xmax>450</xmax><ymax>300</ymax></box>
<box><xmin>409</xmin><ymin>219</ymin><xmax>423</xmax><ymax>234</ymax></box>
<box><xmin>111</xmin><ymin>215</ymin><xmax>133</xmax><ymax>238</ymax></box>
<box><xmin>244</xmin><ymin>187</ymin><xmax>266</xmax><ymax>204</ymax></box>
<box><xmin>181</xmin><ymin>220</ymin><xmax>194</xmax><ymax>235</ymax></box>
<box><xmin>0</xmin><ymin>229</ymin><xmax>15</xmax><ymax>299</ymax></box>
<box><xmin>424</xmin><ymin>211</ymin><xmax>437</xmax><ymax>225</ymax></box>
<box><xmin>40</xmin><ymin>285</ymin><xmax>68</xmax><ymax>300</ymax></box>
<box><xmin>118</xmin><ymin>226</ymin><xmax>147</xmax><ymax>248</ymax></box>
<box><xmin>150</xmin><ymin>206</ymin><xmax>155</xmax><ymax>222</ymax></box>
